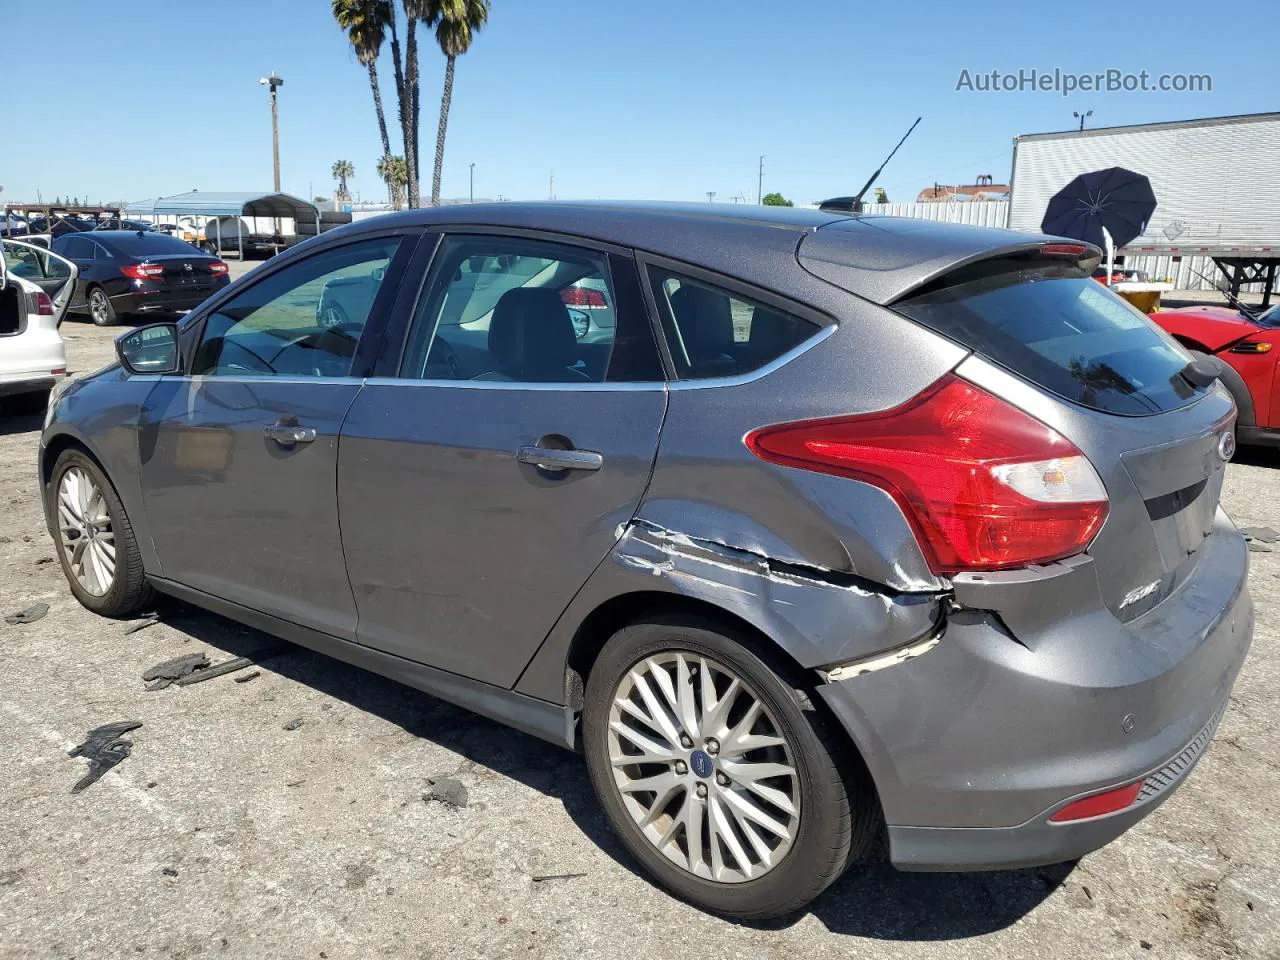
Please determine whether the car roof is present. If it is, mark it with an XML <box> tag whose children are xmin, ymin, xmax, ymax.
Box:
<box><xmin>332</xmin><ymin>201</ymin><xmax>1064</xmax><ymax>305</ymax></box>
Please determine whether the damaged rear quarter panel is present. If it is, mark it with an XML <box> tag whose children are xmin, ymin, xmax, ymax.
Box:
<box><xmin>515</xmin><ymin>296</ymin><xmax>959</xmax><ymax>703</ymax></box>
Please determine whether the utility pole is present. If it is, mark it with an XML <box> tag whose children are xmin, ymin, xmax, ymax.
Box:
<box><xmin>706</xmin><ymin>191</ymin><xmax>716</xmax><ymax>204</ymax></box>
<box><xmin>757</xmin><ymin>155</ymin><xmax>764</xmax><ymax>204</ymax></box>
<box><xmin>260</xmin><ymin>73</ymin><xmax>284</xmax><ymax>191</ymax></box>
<box><xmin>549</xmin><ymin>170</ymin><xmax>555</xmax><ymax>200</ymax></box>
<box><xmin>469</xmin><ymin>163</ymin><xmax>475</xmax><ymax>202</ymax></box>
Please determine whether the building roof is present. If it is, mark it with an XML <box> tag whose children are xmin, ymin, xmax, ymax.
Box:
<box><xmin>124</xmin><ymin>192</ymin><xmax>319</xmax><ymax>220</ymax></box>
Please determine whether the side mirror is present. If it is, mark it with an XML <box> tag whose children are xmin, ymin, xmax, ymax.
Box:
<box><xmin>117</xmin><ymin>323</ymin><xmax>180</xmax><ymax>375</ymax></box>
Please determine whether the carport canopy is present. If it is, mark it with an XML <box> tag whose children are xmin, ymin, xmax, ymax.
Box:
<box><xmin>124</xmin><ymin>192</ymin><xmax>319</xmax><ymax>258</ymax></box>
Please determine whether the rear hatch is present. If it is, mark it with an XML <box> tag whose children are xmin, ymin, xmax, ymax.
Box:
<box><xmin>889</xmin><ymin>247</ymin><xmax>1233</xmax><ymax>619</ymax></box>
<box><xmin>796</xmin><ymin>223</ymin><xmax>1235</xmax><ymax>620</ymax></box>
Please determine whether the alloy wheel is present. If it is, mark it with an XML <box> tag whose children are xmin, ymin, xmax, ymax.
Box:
<box><xmin>606</xmin><ymin>651</ymin><xmax>800</xmax><ymax>883</ymax></box>
<box><xmin>57</xmin><ymin>466</ymin><xmax>116</xmax><ymax>597</ymax></box>
<box><xmin>89</xmin><ymin>290</ymin><xmax>110</xmax><ymax>325</ymax></box>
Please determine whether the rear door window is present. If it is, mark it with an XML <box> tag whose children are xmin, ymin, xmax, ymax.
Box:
<box><xmin>401</xmin><ymin>234</ymin><xmax>662</xmax><ymax>383</ymax></box>
<box><xmin>646</xmin><ymin>267</ymin><xmax>819</xmax><ymax>379</ymax></box>
<box><xmin>896</xmin><ymin>260</ymin><xmax>1200</xmax><ymax>416</ymax></box>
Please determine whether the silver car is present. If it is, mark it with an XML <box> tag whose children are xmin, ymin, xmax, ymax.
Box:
<box><xmin>40</xmin><ymin>203</ymin><xmax>1252</xmax><ymax>919</ymax></box>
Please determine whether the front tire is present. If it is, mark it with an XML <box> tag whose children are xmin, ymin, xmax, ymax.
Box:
<box><xmin>583</xmin><ymin>617</ymin><xmax>876</xmax><ymax>919</ymax></box>
<box><xmin>49</xmin><ymin>449</ymin><xmax>154</xmax><ymax>617</ymax></box>
<box><xmin>87</xmin><ymin>286</ymin><xmax>117</xmax><ymax>326</ymax></box>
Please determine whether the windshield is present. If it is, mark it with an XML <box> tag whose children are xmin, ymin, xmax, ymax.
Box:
<box><xmin>897</xmin><ymin>259</ymin><xmax>1203</xmax><ymax>416</ymax></box>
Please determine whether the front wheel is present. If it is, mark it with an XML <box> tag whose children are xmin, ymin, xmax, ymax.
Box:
<box><xmin>49</xmin><ymin>449</ymin><xmax>154</xmax><ymax>616</ymax></box>
<box><xmin>582</xmin><ymin>617</ymin><xmax>877</xmax><ymax>919</ymax></box>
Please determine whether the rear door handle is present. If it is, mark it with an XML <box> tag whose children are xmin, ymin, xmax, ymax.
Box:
<box><xmin>264</xmin><ymin>422</ymin><xmax>317</xmax><ymax>447</ymax></box>
<box><xmin>517</xmin><ymin>446</ymin><xmax>604</xmax><ymax>472</ymax></box>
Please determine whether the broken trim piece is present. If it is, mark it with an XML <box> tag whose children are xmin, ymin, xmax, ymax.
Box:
<box><xmin>817</xmin><ymin>627</ymin><xmax>944</xmax><ymax>683</ymax></box>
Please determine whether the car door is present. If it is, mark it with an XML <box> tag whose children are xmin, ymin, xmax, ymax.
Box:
<box><xmin>338</xmin><ymin>231</ymin><xmax>668</xmax><ymax>687</ymax></box>
<box><xmin>1</xmin><ymin>240</ymin><xmax>78</xmax><ymax>324</ymax></box>
<box><xmin>137</xmin><ymin>233</ymin><xmax>415</xmax><ymax>638</ymax></box>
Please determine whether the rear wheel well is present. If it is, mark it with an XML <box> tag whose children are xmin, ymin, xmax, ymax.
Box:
<box><xmin>564</xmin><ymin>592</ymin><xmax>813</xmax><ymax>710</ymax></box>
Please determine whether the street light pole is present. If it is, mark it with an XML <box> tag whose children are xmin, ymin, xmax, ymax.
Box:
<box><xmin>260</xmin><ymin>73</ymin><xmax>284</xmax><ymax>192</ymax></box>
<box><xmin>757</xmin><ymin>155</ymin><xmax>764</xmax><ymax>204</ymax></box>
<box><xmin>470</xmin><ymin>163</ymin><xmax>475</xmax><ymax>202</ymax></box>
<box><xmin>1073</xmin><ymin>109</ymin><xmax>1092</xmax><ymax>131</ymax></box>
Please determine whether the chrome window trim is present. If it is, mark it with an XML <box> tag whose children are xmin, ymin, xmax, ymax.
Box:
<box><xmin>665</xmin><ymin>323</ymin><xmax>837</xmax><ymax>391</ymax></box>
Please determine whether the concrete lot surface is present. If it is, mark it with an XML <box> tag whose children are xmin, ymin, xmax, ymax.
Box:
<box><xmin>0</xmin><ymin>322</ymin><xmax>1277</xmax><ymax>960</ymax></box>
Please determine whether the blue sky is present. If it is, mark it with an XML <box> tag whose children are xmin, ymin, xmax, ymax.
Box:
<box><xmin>3</xmin><ymin>0</ymin><xmax>1273</xmax><ymax>207</ymax></box>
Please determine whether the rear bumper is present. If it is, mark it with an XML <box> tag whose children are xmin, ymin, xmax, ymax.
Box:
<box><xmin>0</xmin><ymin>374</ymin><xmax>60</xmax><ymax>398</ymax></box>
<box><xmin>818</xmin><ymin>518</ymin><xmax>1252</xmax><ymax>871</ymax></box>
<box><xmin>111</xmin><ymin>281</ymin><xmax>227</xmax><ymax>314</ymax></box>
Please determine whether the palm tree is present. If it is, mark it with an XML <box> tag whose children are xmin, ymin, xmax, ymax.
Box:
<box><xmin>399</xmin><ymin>0</ymin><xmax>432</xmax><ymax>208</ymax></box>
<box><xmin>332</xmin><ymin>160</ymin><xmax>355</xmax><ymax>201</ymax></box>
<box><xmin>426</xmin><ymin>0</ymin><xmax>490</xmax><ymax>206</ymax></box>
<box><xmin>376</xmin><ymin>155</ymin><xmax>409</xmax><ymax>210</ymax></box>
<box><xmin>332</xmin><ymin>0</ymin><xmax>394</xmax><ymax>168</ymax></box>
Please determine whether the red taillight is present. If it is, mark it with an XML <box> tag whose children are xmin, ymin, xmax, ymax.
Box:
<box><xmin>208</xmin><ymin>261</ymin><xmax>229</xmax><ymax>277</ymax></box>
<box><xmin>744</xmin><ymin>374</ymin><xmax>1109</xmax><ymax>574</ymax></box>
<box><xmin>121</xmin><ymin>263</ymin><xmax>165</xmax><ymax>280</ymax></box>
<box><xmin>51</xmin><ymin>367</ymin><xmax>67</xmax><ymax>376</ymax></box>
<box><xmin>34</xmin><ymin>292</ymin><xmax>55</xmax><ymax>316</ymax></box>
<box><xmin>1048</xmin><ymin>781</ymin><xmax>1143</xmax><ymax>823</ymax></box>
<box><xmin>560</xmin><ymin>286</ymin><xmax>607</xmax><ymax>308</ymax></box>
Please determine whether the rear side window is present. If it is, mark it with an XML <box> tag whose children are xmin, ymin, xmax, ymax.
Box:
<box><xmin>646</xmin><ymin>267</ymin><xmax>818</xmax><ymax>379</ymax></box>
<box><xmin>896</xmin><ymin>261</ymin><xmax>1200</xmax><ymax>416</ymax></box>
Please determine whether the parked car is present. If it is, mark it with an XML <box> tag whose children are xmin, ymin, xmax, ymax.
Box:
<box><xmin>154</xmin><ymin>221</ymin><xmax>206</xmax><ymax>246</ymax></box>
<box><xmin>26</xmin><ymin>214</ymin><xmax>100</xmax><ymax>237</ymax></box>
<box><xmin>51</xmin><ymin>230</ymin><xmax>230</xmax><ymax>326</ymax></box>
<box><xmin>1</xmin><ymin>239</ymin><xmax>77</xmax><ymax>407</ymax></box>
<box><xmin>40</xmin><ymin>204</ymin><xmax>1252</xmax><ymax>919</ymax></box>
<box><xmin>201</xmin><ymin>216</ymin><xmax>281</xmax><ymax>258</ymax></box>
<box><xmin>1</xmin><ymin>213</ymin><xmax>30</xmax><ymax>237</ymax></box>
<box><xmin>1151</xmin><ymin>300</ymin><xmax>1280</xmax><ymax>446</ymax></box>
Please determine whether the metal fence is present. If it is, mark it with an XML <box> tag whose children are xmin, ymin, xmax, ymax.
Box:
<box><xmin>857</xmin><ymin>201</ymin><xmax>1275</xmax><ymax>294</ymax></box>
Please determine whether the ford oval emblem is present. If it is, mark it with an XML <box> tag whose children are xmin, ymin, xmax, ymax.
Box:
<box><xmin>1218</xmin><ymin>430</ymin><xmax>1236</xmax><ymax>462</ymax></box>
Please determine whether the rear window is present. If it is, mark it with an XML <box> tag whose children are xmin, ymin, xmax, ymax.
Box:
<box><xmin>646</xmin><ymin>267</ymin><xmax>819</xmax><ymax>379</ymax></box>
<box><xmin>104</xmin><ymin>233</ymin><xmax>203</xmax><ymax>257</ymax></box>
<box><xmin>896</xmin><ymin>260</ymin><xmax>1200</xmax><ymax>416</ymax></box>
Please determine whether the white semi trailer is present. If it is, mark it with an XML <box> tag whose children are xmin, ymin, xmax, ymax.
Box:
<box><xmin>1008</xmin><ymin>112</ymin><xmax>1280</xmax><ymax>306</ymax></box>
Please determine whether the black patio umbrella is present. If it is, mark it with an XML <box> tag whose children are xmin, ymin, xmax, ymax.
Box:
<box><xmin>1040</xmin><ymin>167</ymin><xmax>1157</xmax><ymax>249</ymax></box>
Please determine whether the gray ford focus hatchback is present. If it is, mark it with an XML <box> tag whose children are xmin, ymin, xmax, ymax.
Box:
<box><xmin>40</xmin><ymin>203</ymin><xmax>1252</xmax><ymax>919</ymax></box>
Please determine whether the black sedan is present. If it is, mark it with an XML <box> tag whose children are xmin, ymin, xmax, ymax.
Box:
<box><xmin>51</xmin><ymin>231</ymin><xmax>230</xmax><ymax>326</ymax></box>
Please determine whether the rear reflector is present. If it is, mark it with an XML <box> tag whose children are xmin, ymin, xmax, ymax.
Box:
<box><xmin>121</xmin><ymin>263</ymin><xmax>165</xmax><ymax>280</ymax></box>
<box><xmin>34</xmin><ymin>292</ymin><xmax>55</xmax><ymax>316</ymax></box>
<box><xmin>744</xmin><ymin>373</ymin><xmax>1109</xmax><ymax>573</ymax></box>
<box><xmin>1048</xmin><ymin>781</ymin><xmax>1143</xmax><ymax>822</ymax></box>
<box><xmin>51</xmin><ymin>367</ymin><xmax>66</xmax><ymax>376</ymax></box>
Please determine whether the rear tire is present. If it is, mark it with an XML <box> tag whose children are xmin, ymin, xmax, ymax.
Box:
<box><xmin>48</xmin><ymin>449</ymin><xmax>154</xmax><ymax>617</ymax></box>
<box><xmin>582</xmin><ymin>616</ymin><xmax>876</xmax><ymax>919</ymax></box>
<box><xmin>87</xmin><ymin>287</ymin><xmax>116</xmax><ymax>327</ymax></box>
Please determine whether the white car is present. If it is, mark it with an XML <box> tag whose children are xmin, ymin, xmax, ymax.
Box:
<box><xmin>1</xmin><ymin>239</ymin><xmax>78</xmax><ymax>408</ymax></box>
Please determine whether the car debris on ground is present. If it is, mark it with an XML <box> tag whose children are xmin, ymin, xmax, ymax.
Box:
<box><xmin>423</xmin><ymin>777</ymin><xmax>468</xmax><ymax>808</ymax></box>
<box><xmin>67</xmin><ymin>721</ymin><xmax>143</xmax><ymax>793</ymax></box>
<box><xmin>143</xmin><ymin>653</ymin><xmax>211</xmax><ymax>690</ymax></box>
<box><xmin>5</xmin><ymin>603</ymin><xmax>49</xmax><ymax>625</ymax></box>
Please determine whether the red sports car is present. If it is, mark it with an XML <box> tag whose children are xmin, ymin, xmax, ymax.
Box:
<box><xmin>1151</xmin><ymin>302</ymin><xmax>1280</xmax><ymax>446</ymax></box>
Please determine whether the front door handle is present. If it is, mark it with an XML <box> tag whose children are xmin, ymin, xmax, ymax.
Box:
<box><xmin>264</xmin><ymin>422</ymin><xmax>317</xmax><ymax>447</ymax></box>
<box><xmin>517</xmin><ymin>445</ymin><xmax>604</xmax><ymax>472</ymax></box>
